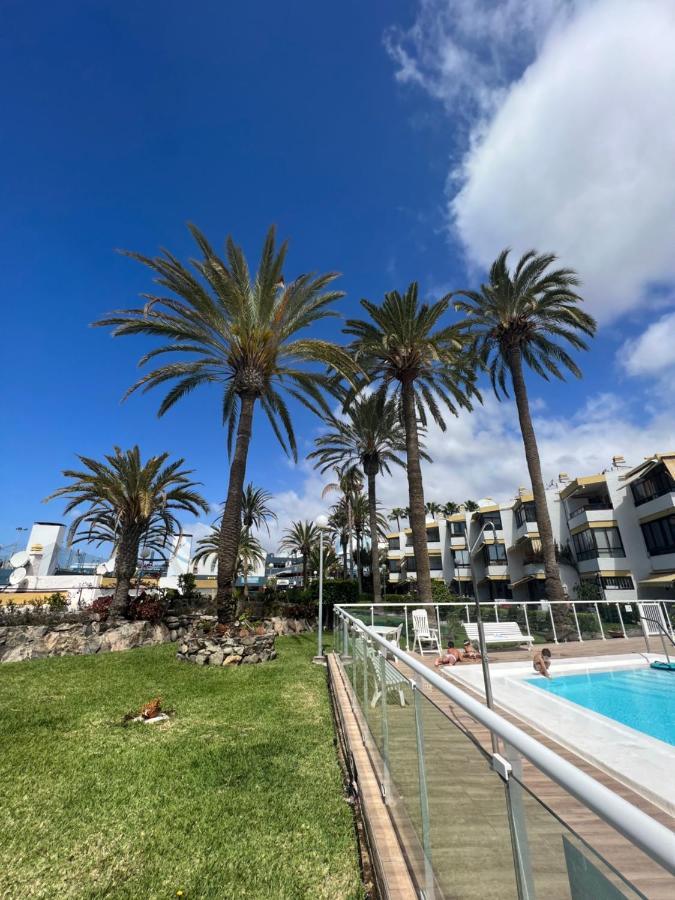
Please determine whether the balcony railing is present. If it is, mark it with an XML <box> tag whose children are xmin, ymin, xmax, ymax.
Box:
<box><xmin>576</xmin><ymin>548</ymin><xmax>626</xmax><ymax>561</ymax></box>
<box><xmin>568</xmin><ymin>501</ymin><xmax>613</xmax><ymax>521</ymax></box>
<box><xmin>333</xmin><ymin>606</ymin><xmax>675</xmax><ymax>897</ymax></box>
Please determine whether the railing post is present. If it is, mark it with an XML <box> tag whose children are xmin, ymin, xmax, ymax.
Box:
<box><xmin>412</xmin><ymin>683</ymin><xmax>435</xmax><ymax>899</ymax></box>
<box><xmin>594</xmin><ymin>602</ymin><xmax>606</xmax><ymax>640</ymax></box>
<box><xmin>494</xmin><ymin>601</ymin><xmax>499</xmax><ymax>622</ymax></box>
<box><xmin>616</xmin><ymin>602</ymin><xmax>627</xmax><ymax>639</ymax></box>
<box><xmin>363</xmin><ymin>640</ymin><xmax>369</xmax><ymax>707</ymax></box>
<box><xmin>571</xmin><ymin>603</ymin><xmax>583</xmax><ymax>642</ymax></box>
<box><xmin>343</xmin><ymin>616</ymin><xmax>349</xmax><ymax>659</ymax></box>
<box><xmin>523</xmin><ymin>604</ymin><xmax>532</xmax><ymax>642</ymax></box>
<box><xmin>404</xmin><ymin>605</ymin><xmax>410</xmax><ymax>652</ymax></box>
<box><xmin>465</xmin><ymin>602</ymin><xmax>470</xmax><ymax>622</ymax></box>
<box><xmin>435</xmin><ymin>603</ymin><xmax>441</xmax><ymax>648</ymax></box>
<box><xmin>370</xmin><ymin>605</ymin><xmax>374</xmax><ymax>628</ymax></box>
<box><xmin>379</xmin><ymin>652</ymin><xmax>390</xmax><ymax>802</ymax></box>
<box><xmin>501</xmin><ymin>744</ymin><xmax>536</xmax><ymax>900</ymax></box>
<box><xmin>548</xmin><ymin>604</ymin><xmax>559</xmax><ymax>644</ymax></box>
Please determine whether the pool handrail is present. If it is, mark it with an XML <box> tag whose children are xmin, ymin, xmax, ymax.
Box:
<box><xmin>335</xmin><ymin>605</ymin><xmax>675</xmax><ymax>875</ymax></box>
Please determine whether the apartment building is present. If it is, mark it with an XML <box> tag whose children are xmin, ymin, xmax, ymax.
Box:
<box><xmin>385</xmin><ymin>451</ymin><xmax>675</xmax><ymax>606</ymax></box>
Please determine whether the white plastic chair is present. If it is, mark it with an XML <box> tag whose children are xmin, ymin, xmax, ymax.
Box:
<box><xmin>412</xmin><ymin>608</ymin><xmax>441</xmax><ymax>655</ymax></box>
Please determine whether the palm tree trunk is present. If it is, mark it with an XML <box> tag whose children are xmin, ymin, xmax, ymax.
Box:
<box><xmin>342</xmin><ymin>539</ymin><xmax>348</xmax><ymax>580</ymax></box>
<box><xmin>356</xmin><ymin>531</ymin><xmax>363</xmax><ymax>594</ymax></box>
<box><xmin>507</xmin><ymin>348</ymin><xmax>566</xmax><ymax>605</ymax></box>
<box><xmin>216</xmin><ymin>392</ymin><xmax>256</xmax><ymax>624</ymax></box>
<box><xmin>401</xmin><ymin>380</ymin><xmax>432</xmax><ymax>602</ymax></box>
<box><xmin>111</xmin><ymin>528</ymin><xmax>141</xmax><ymax>617</ymax></box>
<box><xmin>302</xmin><ymin>553</ymin><xmax>308</xmax><ymax>589</ymax></box>
<box><xmin>366</xmin><ymin>464</ymin><xmax>381</xmax><ymax>602</ymax></box>
<box><xmin>347</xmin><ymin>502</ymin><xmax>355</xmax><ymax>578</ymax></box>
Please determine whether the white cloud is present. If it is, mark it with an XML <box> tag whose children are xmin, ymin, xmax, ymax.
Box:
<box><xmin>621</xmin><ymin>311</ymin><xmax>675</xmax><ymax>376</ymax></box>
<box><xmin>389</xmin><ymin>0</ymin><xmax>675</xmax><ymax>324</ymax></box>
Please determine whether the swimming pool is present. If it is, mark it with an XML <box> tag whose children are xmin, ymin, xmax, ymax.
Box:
<box><xmin>527</xmin><ymin>667</ymin><xmax>675</xmax><ymax>746</ymax></box>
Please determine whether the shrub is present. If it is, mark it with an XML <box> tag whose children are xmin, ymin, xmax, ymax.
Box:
<box><xmin>45</xmin><ymin>592</ymin><xmax>69</xmax><ymax>613</ymax></box>
<box><xmin>127</xmin><ymin>591</ymin><xmax>167</xmax><ymax>624</ymax></box>
<box><xmin>86</xmin><ymin>595</ymin><xmax>114</xmax><ymax>620</ymax></box>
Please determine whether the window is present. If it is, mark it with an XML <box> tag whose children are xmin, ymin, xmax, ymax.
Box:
<box><xmin>572</xmin><ymin>527</ymin><xmax>625</xmax><ymax>561</ymax></box>
<box><xmin>406</xmin><ymin>556</ymin><xmax>416</xmax><ymax>572</ymax></box>
<box><xmin>451</xmin><ymin>580</ymin><xmax>475</xmax><ymax>598</ymax></box>
<box><xmin>631</xmin><ymin>465</ymin><xmax>674</xmax><ymax>506</ymax></box>
<box><xmin>429</xmin><ymin>555</ymin><xmax>443</xmax><ymax>570</ymax></box>
<box><xmin>515</xmin><ymin>502</ymin><xmax>536</xmax><ymax>528</ymax></box>
<box><xmin>488</xmin><ymin>580</ymin><xmax>512</xmax><ymax>600</ymax></box>
<box><xmin>406</xmin><ymin>533</ymin><xmax>414</xmax><ymax>546</ymax></box>
<box><xmin>388</xmin><ymin>537</ymin><xmax>400</xmax><ymax>550</ymax></box>
<box><xmin>387</xmin><ymin>559</ymin><xmax>401</xmax><ymax>573</ymax></box>
<box><xmin>601</xmin><ymin>576</ymin><xmax>634</xmax><ymax>590</ymax></box>
<box><xmin>641</xmin><ymin>514</ymin><xmax>675</xmax><ymax>556</ymax></box>
<box><xmin>450</xmin><ymin>521</ymin><xmax>466</xmax><ymax>536</ymax></box>
<box><xmin>453</xmin><ymin>549</ymin><xmax>470</xmax><ymax>566</ymax></box>
<box><xmin>527</xmin><ymin>579</ymin><xmax>547</xmax><ymax>601</ymax></box>
<box><xmin>479</xmin><ymin>511</ymin><xmax>502</xmax><ymax>529</ymax></box>
<box><xmin>426</xmin><ymin>527</ymin><xmax>440</xmax><ymax>543</ymax></box>
<box><xmin>483</xmin><ymin>543</ymin><xmax>507</xmax><ymax>565</ymax></box>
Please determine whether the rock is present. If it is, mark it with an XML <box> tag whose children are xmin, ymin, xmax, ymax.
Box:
<box><xmin>195</xmin><ymin>651</ymin><xmax>210</xmax><ymax>666</ymax></box>
<box><xmin>242</xmin><ymin>654</ymin><xmax>259</xmax><ymax>664</ymax></box>
<box><xmin>170</xmin><ymin>631</ymin><xmax>178</xmax><ymax>642</ymax></box>
<box><xmin>211</xmin><ymin>650</ymin><xmax>225</xmax><ymax>666</ymax></box>
<box><xmin>223</xmin><ymin>654</ymin><xmax>241</xmax><ymax>666</ymax></box>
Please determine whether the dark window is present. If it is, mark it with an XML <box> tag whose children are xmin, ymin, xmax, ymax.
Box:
<box><xmin>479</xmin><ymin>511</ymin><xmax>502</xmax><ymax>529</ymax></box>
<box><xmin>515</xmin><ymin>502</ymin><xmax>537</xmax><ymax>528</ymax></box>
<box><xmin>453</xmin><ymin>549</ymin><xmax>470</xmax><ymax>566</ymax></box>
<box><xmin>406</xmin><ymin>533</ymin><xmax>414</xmax><ymax>547</ymax></box>
<box><xmin>387</xmin><ymin>559</ymin><xmax>401</xmax><ymax>573</ymax></box>
<box><xmin>426</xmin><ymin>527</ymin><xmax>440</xmax><ymax>543</ymax></box>
<box><xmin>483</xmin><ymin>543</ymin><xmax>507</xmax><ymax>565</ymax></box>
<box><xmin>451</xmin><ymin>580</ymin><xmax>475</xmax><ymax>598</ymax></box>
<box><xmin>487</xmin><ymin>580</ymin><xmax>512</xmax><ymax>600</ymax></box>
<box><xmin>572</xmin><ymin>527</ymin><xmax>625</xmax><ymax>561</ymax></box>
<box><xmin>429</xmin><ymin>555</ymin><xmax>443</xmax><ymax>570</ymax></box>
<box><xmin>601</xmin><ymin>576</ymin><xmax>634</xmax><ymax>590</ymax></box>
<box><xmin>527</xmin><ymin>579</ymin><xmax>547</xmax><ymax>601</ymax></box>
<box><xmin>388</xmin><ymin>537</ymin><xmax>400</xmax><ymax>550</ymax></box>
<box><xmin>406</xmin><ymin>556</ymin><xmax>416</xmax><ymax>572</ymax></box>
<box><xmin>641</xmin><ymin>514</ymin><xmax>675</xmax><ymax>556</ymax></box>
<box><xmin>450</xmin><ymin>521</ymin><xmax>466</xmax><ymax>536</ymax></box>
<box><xmin>631</xmin><ymin>465</ymin><xmax>674</xmax><ymax>506</ymax></box>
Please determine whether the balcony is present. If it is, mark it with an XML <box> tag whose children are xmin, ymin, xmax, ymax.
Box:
<box><xmin>450</xmin><ymin>535</ymin><xmax>466</xmax><ymax>549</ymax></box>
<box><xmin>513</xmin><ymin>520</ymin><xmax>539</xmax><ymax>544</ymax></box>
<box><xmin>471</xmin><ymin>529</ymin><xmax>505</xmax><ymax>552</ymax></box>
<box><xmin>484</xmin><ymin>563</ymin><xmax>509</xmax><ymax>579</ymax></box>
<box><xmin>577</xmin><ymin>556</ymin><xmax>627</xmax><ymax>576</ymax></box>
<box><xmin>636</xmin><ymin>491</ymin><xmax>675</xmax><ymax>522</ymax></box>
<box><xmin>568</xmin><ymin>505</ymin><xmax>615</xmax><ymax>527</ymax></box>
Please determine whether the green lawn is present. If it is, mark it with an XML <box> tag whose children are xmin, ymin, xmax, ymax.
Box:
<box><xmin>0</xmin><ymin>634</ymin><xmax>364</xmax><ymax>899</ymax></box>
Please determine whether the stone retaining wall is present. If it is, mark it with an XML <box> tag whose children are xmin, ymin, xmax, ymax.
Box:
<box><xmin>176</xmin><ymin>631</ymin><xmax>276</xmax><ymax>667</ymax></box>
<box><xmin>0</xmin><ymin>613</ymin><xmax>315</xmax><ymax>664</ymax></box>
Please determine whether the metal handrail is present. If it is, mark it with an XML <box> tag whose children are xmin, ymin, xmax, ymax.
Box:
<box><xmin>335</xmin><ymin>605</ymin><xmax>675</xmax><ymax>874</ymax></box>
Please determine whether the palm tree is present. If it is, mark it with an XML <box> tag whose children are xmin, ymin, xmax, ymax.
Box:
<box><xmin>193</xmin><ymin>527</ymin><xmax>265</xmax><ymax>579</ymax></box>
<box><xmin>443</xmin><ymin>501</ymin><xmax>459</xmax><ymax>516</ymax></box>
<box><xmin>309</xmin><ymin>393</ymin><xmax>408</xmax><ymax>601</ymax></box>
<box><xmin>308</xmin><ymin>543</ymin><xmax>340</xmax><ymax>580</ymax></box>
<box><xmin>240</xmin><ymin>483</ymin><xmax>277</xmax><ymax>598</ymax></box>
<box><xmin>46</xmin><ymin>446</ymin><xmax>208</xmax><ymax>615</ymax></box>
<box><xmin>94</xmin><ymin>225</ymin><xmax>358</xmax><ymax>624</ymax></box>
<box><xmin>463</xmin><ymin>500</ymin><xmax>479</xmax><ymax>512</ymax></box>
<box><xmin>322</xmin><ymin>465</ymin><xmax>363</xmax><ymax>579</ymax></box>
<box><xmin>425</xmin><ymin>501</ymin><xmax>442</xmax><ymax>519</ymax></box>
<box><xmin>327</xmin><ymin>504</ymin><xmax>350</xmax><ymax>579</ymax></box>
<box><xmin>280</xmin><ymin>520</ymin><xmax>320</xmax><ymax>589</ymax></box>
<box><xmin>389</xmin><ymin>507</ymin><xmax>406</xmax><ymax>531</ymax></box>
<box><xmin>345</xmin><ymin>284</ymin><xmax>479</xmax><ymax>602</ymax></box>
<box><xmin>455</xmin><ymin>249</ymin><xmax>596</xmax><ymax>604</ymax></box>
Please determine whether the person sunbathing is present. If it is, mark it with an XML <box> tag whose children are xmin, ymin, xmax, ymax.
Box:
<box><xmin>533</xmin><ymin>647</ymin><xmax>552</xmax><ymax>678</ymax></box>
<box><xmin>434</xmin><ymin>640</ymin><xmax>463</xmax><ymax>667</ymax></box>
<box><xmin>462</xmin><ymin>639</ymin><xmax>480</xmax><ymax>660</ymax></box>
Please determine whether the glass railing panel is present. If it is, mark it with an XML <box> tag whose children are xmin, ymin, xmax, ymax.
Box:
<box><xmin>504</xmin><ymin>748</ymin><xmax>644</xmax><ymax>899</ymax></box>
<box><xmin>417</xmin><ymin>690</ymin><xmax>519</xmax><ymax>899</ymax></box>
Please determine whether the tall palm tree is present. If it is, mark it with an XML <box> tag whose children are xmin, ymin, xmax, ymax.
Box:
<box><xmin>389</xmin><ymin>507</ymin><xmax>406</xmax><ymax>531</ymax></box>
<box><xmin>443</xmin><ymin>501</ymin><xmax>459</xmax><ymax>516</ymax></box>
<box><xmin>322</xmin><ymin>465</ymin><xmax>363</xmax><ymax>579</ymax></box>
<box><xmin>309</xmin><ymin>393</ymin><xmax>408</xmax><ymax>600</ymax></box>
<box><xmin>240</xmin><ymin>483</ymin><xmax>277</xmax><ymax>597</ymax></box>
<box><xmin>345</xmin><ymin>284</ymin><xmax>479</xmax><ymax>602</ymax></box>
<box><xmin>327</xmin><ymin>504</ymin><xmax>350</xmax><ymax>579</ymax></box>
<box><xmin>193</xmin><ymin>527</ymin><xmax>265</xmax><ymax>579</ymax></box>
<box><xmin>455</xmin><ymin>249</ymin><xmax>596</xmax><ymax>604</ymax></box>
<box><xmin>425</xmin><ymin>501</ymin><xmax>442</xmax><ymax>519</ymax></box>
<box><xmin>94</xmin><ymin>225</ymin><xmax>358</xmax><ymax>624</ymax></box>
<box><xmin>308</xmin><ymin>543</ymin><xmax>340</xmax><ymax>580</ymax></box>
<box><xmin>46</xmin><ymin>446</ymin><xmax>208</xmax><ymax>615</ymax></box>
<box><xmin>463</xmin><ymin>500</ymin><xmax>479</xmax><ymax>512</ymax></box>
<box><xmin>280</xmin><ymin>520</ymin><xmax>320</xmax><ymax>589</ymax></box>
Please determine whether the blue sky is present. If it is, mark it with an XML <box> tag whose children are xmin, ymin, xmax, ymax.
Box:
<box><xmin>2</xmin><ymin>0</ymin><xmax>675</xmax><ymax>552</ymax></box>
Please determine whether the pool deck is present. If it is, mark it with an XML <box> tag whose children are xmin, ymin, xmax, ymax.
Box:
<box><xmin>406</xmin><ymin>637</ymin><xmax>675</xmax><ymax>897</ymax></box>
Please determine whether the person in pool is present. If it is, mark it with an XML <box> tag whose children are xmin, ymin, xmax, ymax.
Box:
<box><xmin>533</xmin><ymin>647</ymin><xmax>552</xmax><ymax>678</ymax></box>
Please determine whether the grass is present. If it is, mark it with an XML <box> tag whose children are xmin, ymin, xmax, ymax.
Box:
<box><xmin>0</xmin><ymin>634</ymin><xmax>364</xmax><ymax>899</ymax></box>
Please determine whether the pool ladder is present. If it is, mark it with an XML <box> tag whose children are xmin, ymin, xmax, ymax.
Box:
<box><xmin>638</xmin><ymin>612</ymin><xmax>675</xmax><ymax>671</ymax></box>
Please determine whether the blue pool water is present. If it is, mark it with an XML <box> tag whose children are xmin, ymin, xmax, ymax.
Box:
<box><xmin>527</xmin><ymin>667</ymin><xmax>675</xmax><ymax>746</ymax></box>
